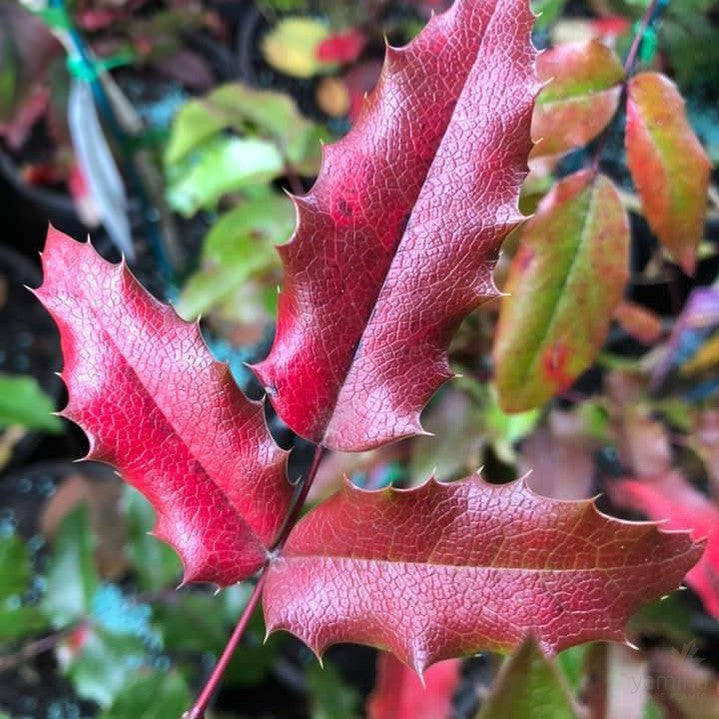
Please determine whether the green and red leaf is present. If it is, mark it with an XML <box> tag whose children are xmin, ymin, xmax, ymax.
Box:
<box><xmin>35</xmin><ymin>228</ymin><xmax>291</xmax><ymax>587</ymax></box>
<box><xmin>263</xmin><ymin>475</ymin><xmax>702</xmax><ymax>672</ymax></box>
<box><xmin>494</xmin><ymin>170</ymin><xmax>630</xmax><ymax>412</ymax></box>
<box><xmin>475</xmin><ymin>638</ymin><xmax>580</xmax><ymax>719</ymax></box>
<box><xmin>531</xmin><ymin>40</ymin><xmax>624</xmax><ymax>158</ymax></box>
<box><xmin>252</xmin><ymin>0</ymin><xmax>539</xmax><ymax>451</ymax></box>
<box><xmin>626</xmin><ymin>72</ymin><xmax>711</xmax><ymax>275</ymax></box>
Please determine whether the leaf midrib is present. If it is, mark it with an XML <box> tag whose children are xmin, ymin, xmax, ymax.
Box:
<box><xmin>279</xmin><ymin>550</ymin><xmax>685</xmax><ymax>574</ymax></box>
<box><xmin>513</xmin><ymin>176</ymin><xmax>598</xmax><ymax>388</ymax></box>
<box><xmin>84</xmin><ymin>272</ymin><xmax>263</xmax><ymax>551</ymax></box>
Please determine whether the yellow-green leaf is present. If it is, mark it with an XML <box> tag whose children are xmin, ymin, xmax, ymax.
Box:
<box><xmin>261</xmin><ymin>18</ymin><xmax>334</xmax><ymax>78</ymax></box>
<box><xmin>176</xmin><ymin>193</ymin><xmax>294</xmax><ymax>320</ymax></box>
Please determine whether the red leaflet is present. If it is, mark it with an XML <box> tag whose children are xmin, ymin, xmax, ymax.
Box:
<box><xmin>316</xmin><ymin>28</ymin><xmax>366</xmax><ymax>64</ymax></box>
<box><xmin>367</xmin><ymin>653</ymin><xmax>460</xmax><ymax>719</ymax></box>
<box><xmin>35</xmin><ymin>228</ymin><xmax>291</xmax><ymax>586</ymax></box>
<box><xmin>610</xmin><ymin>472</ymin><xmax>719</xmax><ymax>618</ymax></box>
<box><xmin>252</xmin><ymin>0</ymin><xmax>538</xmax><ymax>451</ymax></box>
<box><xmin>626</xmin><ymin>72</ymin><xmax>711</xmax><ymax>275</ymax></box>
<box><xmin>263</xmin><ymin>476</ymin><xmax>702</xmax><ymax>671</ymax></box>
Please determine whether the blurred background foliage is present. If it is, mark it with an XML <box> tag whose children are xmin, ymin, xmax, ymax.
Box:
<box><xmin>1</xmin><ymin>0</ymin><xmax>719</xmax><ymax>717</ymax></box>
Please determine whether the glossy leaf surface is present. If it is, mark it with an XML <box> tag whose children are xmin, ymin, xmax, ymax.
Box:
<box><xmin>475</xmin><ymin>638</ymin><xmax>579</xmax><ymax>719</ymax></box>
<box><xmin>532</xmin><ymin>40</ymin><xmax>624</xmax><ymax>157</ymax></box>
<box><xmin>253</xmin><ymin>0</ymin><xmax>539</xmax><ymax>451</ymax></box>
<box><xmin>610</xmin><ymin>472</ymin><xmax>719</xmax><ymax>617</ymax></box>
<box><xmin>626</xmin><ymin>72</ymin><xmax>711</xmax><ymax>274</ymax></box>
<box><xmin>36</xmin><ymin>228</ymin><xmax>291</xmax><ymax>586</ymax></box>
<box><xmin>367</xmin><ymin>652</ymin><xmax>460</xmax><ymax>719</ymax></box>
<box><xmin>494</xmin><ymin>170</ymin><xmax>629</xmax><ymax>412</ymax></box>
<box><xmin>263</xmin><ymin>475</ymin><xmax>701</xmax><ymax>672</ymax></box>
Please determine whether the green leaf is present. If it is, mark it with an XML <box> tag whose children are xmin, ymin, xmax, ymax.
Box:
<box><xmin>644</xmin><ymin>700</ymin><xmax>664</xmax><ymax>719</ymax></box>
<box><xmin>0</xmin><ymin>373</ymin><xmax>61</xmax><ymax>432</ymax></box>
<box><xmin>306</xmin><ymin>661</ymin><xmax>361</xmax><ymax>719</ymax></box>
<box><xmin>629</xmin><ymin>594</ymin><xmax>694</xmax><ymax>645</ymax></box>
<box><xmin>42</xmin><ymin>505</ymin><xmax>99</xmax><ymax>627</ymax></box>
<box><xmin>475</xmin><ymin>638</ymin><xmax>580</xmax><ymax>719</ymax></box>
<box><xmin>164</xmin><ymin>100</ymin><xmax>228</xmax><ymax>166</ymax></box>
<box><xmin>155</xmin><ymin>586</ymin><xmax>282</xmax><ymax>686</ymax></box>
<box><xmin>626</xmin><ymin>72</ymin><xmax>711</xmax><ymax>274</ymax></box>
<box><xmin>532</xmin><ymin>0</ymin><xmax>568</xmax><ymax>30</ymax></box>
<box><xmin>60</xmin><ymin>627</ymin><xmax>150</xmax><ymax>707</ymax></box>
<box><xmin>0</xmin><ymin>532</ymin><xmax>30</xmax><ymax>601</ymax></box>
<box><xmin>167</xmin><ymin>136</ymin><xmax>285</xmax><ymax>216</ymax></box>
<box><xmin>556</xmin><ymin>645</ymin><xmax>590</xmax><ymax>691</ymax></box>
<box><xmin>0</xmin><ymin>605</ymin><xmax>49</xmax><ymax>640</ymax></box>
<box><xmin>176</xmin><ymin>192</ymin><xmax>294</xmax><ymax>320</ymax></box>
<box><xmin>123</xmin><ymin>487</ymin><xmax>181</xmax><ymax>592</ymax></box>
<box><xmin>0</xmin><ymin>532</ymin><xmax>50</xmax><ymax>640</ymax></box>
<box><xmin>494</xmin><ymin>170</ymin><xmax>630</xmax><ymax>412</ymax></box>
<box><xmin>532</xmin><ymin>41</ymin><xmax>624</xmax><ymax>157</ymax></box>
<box><xmin>99</xmin><ymin>671</ymin><xmax>190</xmax><ymax>719</ymax></box>
<box><xmin>166</xmin><ymin>82</ymin><xmax>323</xmax><ymax>170</ymax></box>
<box><xmin>261</xmin><ymin>17</ymin><xmax>333</xmax><ymax>79</ymax></box>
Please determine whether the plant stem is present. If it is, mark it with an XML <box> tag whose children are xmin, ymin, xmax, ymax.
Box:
<box><xmin>591</xmin><ymin>0</ymin><xmax>663</xmax><ymax>174</ymax></box>
<box><xmin>182</xmin><ymin>443</ymin><xmax>325</xmax><ymax>719</ymax></box>
<box><xmin>623</xmin><ymin>0</ymin><xmax>662</xmax><ymax>77</ymax></box>
<box><xmin>182</xmin><ymin>574</ymin><xmax>267</xmax><ymax>719</ymax></box>
<box><xmin>0</xmin><ymin>623</ymin><xmax>82</xmax><ymax>674</ymax></box>
<box><xmin>274</xmin><ymin>444</ymin><xmax>325</xmax><ymax>549</ymax></box>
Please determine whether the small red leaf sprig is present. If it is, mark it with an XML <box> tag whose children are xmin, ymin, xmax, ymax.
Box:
<box><xmin>34</xmin><ymin>2</ymin><xmax>705</xmax><ymax>717</ymax></box>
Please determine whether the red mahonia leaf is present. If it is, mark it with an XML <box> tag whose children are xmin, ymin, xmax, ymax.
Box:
<box><xmin>367</xmin><ymin>652</ymin><xmax>460</xmax><ymax>719</ymax></box>
<box><xmin>610</xmin><ymin>472</ymin><xmax>719</xmax><ymax>617</ymax></box>
<box><xmin>263</xmin><ymin>475</ymin><xmax>702</xmax><ymax>672</ymax></box>
<box><xmin>252</xmin><ymin>0</ymin><xmax>538</xmax><ymax>451</ymax></box>
<box><xmin>531</xmin><ymin>40</ymin><xmax>624</xmax><ymax>158</ymax></box>
<box><xmin>34</xmin><ymin>228</ymin><xmax>291</xmax><ymax>587</ymax></box>
<box><xmin>626</xmin><ymin>72</ymin><xmax>711</xmax><ymax>275</ymax></box>
<box><xmin>316</xmin><ymin>28</ymin><xmax>366</xmax><ymax>64</ymax></box>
